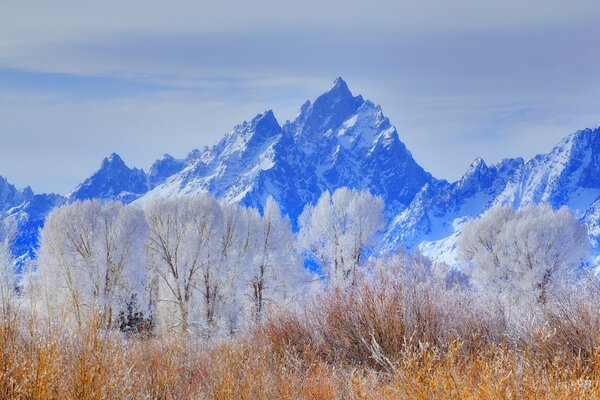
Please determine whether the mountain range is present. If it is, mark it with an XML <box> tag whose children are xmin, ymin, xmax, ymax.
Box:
<box><xmin>2</xmin><ymin>78</ymin><xmax>600</xmax><ymax>268</ymax></box>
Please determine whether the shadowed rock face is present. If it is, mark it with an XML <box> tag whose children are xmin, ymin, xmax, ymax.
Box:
<box><xmin>0</xmin><ymin>176</ymin><xmax>33</xmax><ymax>213</ymax></box>
<box><xmin>2</xmin><ymin>193</ymin><xmax>65</xmax><ymax>265</ymax></box>
<box><xmin>68</xmin><ymin>153</ymin><xmax>149</xmax><ymax>202</ymax></box>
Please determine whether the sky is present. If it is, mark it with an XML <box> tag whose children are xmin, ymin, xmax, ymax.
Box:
<box><xmin>1</xmin><ymin>0</ymin><xmax>600</xmax><ymax>194</ymax></box>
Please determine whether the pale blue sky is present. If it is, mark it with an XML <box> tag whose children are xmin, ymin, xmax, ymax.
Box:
<box><xmin>1</xmin><ymin>0</ymin><xmax>600</xmax><ymax>194</ymax></box>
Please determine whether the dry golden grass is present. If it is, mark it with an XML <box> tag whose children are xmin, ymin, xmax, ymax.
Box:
<box><xmin>1</xmin><ymin>274</ymin><xmax>600</xmax><ymax>400</ymax></box>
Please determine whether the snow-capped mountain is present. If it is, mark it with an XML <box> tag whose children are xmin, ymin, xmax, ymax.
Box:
<box><xmin>69</xmin><ymin>153</ymin><xmax>149</xmax><ymax>203</ymax></box>
<box><xmin>3</xmin><ymin>151</ymin><xmax>196</xmax><ymax>263</ymax></box>
<box><xmin>0</xmin><ymin>176</ymin><xmax>65</xmax><ymax>266</ymax></box>
<box><xmin>0</xmin><ymin>176</ymin><xmax>34</xmax><ymax>213</ymax></box>
<box><xmin>69</xmin><ymin>151</ymin><xmax>196</xmax><ymax>204</ymax></box>
<box><xmin>2</xmin><ymin>77</ymin><xmax>600</xmax><ymax>270</ymax></box>
<box><xmin>1</xmin><ymin>193</ymin><xmax>65</xmax><ymax>265</ymax></box>
<box><xmin>390</xmin><ymin>126</ymin><xmax>600</xmax><ymax>265</ymax></box>
<box><xmin>384</xmin><ymin>158</ymin><xmax>523</xmax><ymax>254</ymax></box>
<box><xmin>148</xmin><ymin>153</ymin><xmax>190</xmax><ymax>188</ymax></box>
<box><xmin>141</xmin><ymin>77</ymin><xmax>433</xmax><ymax>221</ymax></box>
<box><xmin>493</xmin><ymin>127</ymin><xmax>600</xmax><ymax>211</ymax></box>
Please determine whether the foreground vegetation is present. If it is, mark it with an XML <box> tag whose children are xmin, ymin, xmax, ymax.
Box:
<box><xmin>2</xmin><ymin>258</ymin><xmax>599</xmax><ymax>399</ymax></box>
<box><xmin>1</xmin><ymin>192</ymin><xmax>599</xmax><ymax>398</ymax></box>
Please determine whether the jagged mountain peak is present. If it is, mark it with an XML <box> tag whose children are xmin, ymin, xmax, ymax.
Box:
<box><xmin>390</xmin><ymin>124</ymin><xmax>600</xmax><ymax>267</ymax></box>
<box><xmin>148</xmin><ymin>154</ymin><xmax>187</xmax><ymax>188</ymax></box>
<box><xmin>563</xmin><ymin>125</ymin><xmax>600</xmax><ymax>145</ymax></box>
<box><xmin>185</xmin><ymin>148</ymin><xmax>202</xmax><ymax>163</ymax></box>
<box><xmin>226</xmin><ymin>110</ymin><xmax>281</xmax><ymax>142</ymax></box>
<box><xmin>212</xmin><ymin>110</ymin><xmax>282</xmax><ymax>161</ymax></box>
<box><xmin>495</xmin><ymin>157</ymin><xmax>525</xmax><ymax>172</ymax></box>
<box><xmin>553</xmin><ymin>126</ymin><xmax>600</xmax><ymax>188</ymax></box>
<box><xmin>462</xmin><ymin>157</ymin><xmax>487</xmax><ymax>175</ymax></box>
<box><xmin>10</xmin><ymin>77</ymin><xmax>600</xmax><ymax>271</ymax></box>
<box><xmin>0</xmin><ymin>175</ymin><xmax>34</xmax><ymax>213</ymax></box>
<box><xmin>159</xmin><ymin>153</ymin><xmax>175</xmax><ymax>161</ymax></box>
<box><xmin>94</xmin><ymin>152</ymin><xmax>136</xmax><ymax>174</ymax></box>
<box><xmin>247</xmin><ymin>109</ymin><xmax>280</xmax><ymax>132</ymax></box>
<box><xmin>453</xmin><ymin>157</ymin><xmax>502</xmax><ymax>200</ymax></box>
<box><xmin>535</xmin><ymin>126</ymin><xmax>600</xmax><ymax>165</ymax></box>
<box><xmin>69</xmin><ymin>153</ymin><xmax>148</xmax><ymax>203</ymax></box>
<box><xmin>239</xmin><ymin>109</ymin><xmax>278</xmax><ymax>127</ymax></box>
<box><xmin>329</xmin><ymin>76</ymin><xmax>351</xmax><ymax>94</ymax></box>
<box><xmin>468</xmin><ymin>157</ymin><xmax>487</xmax><ymax>171</ymax></box>
<box><xmin>101</xmin><ymin>152</ymin><xmax>127</xmax><ymax>169</ymax></box>
<box><xmin>142</xmin><ymin>78</ymin><xmax>433</xmax><ymax>222</ymax></box>
<box><xmin>286</xmin><ymin>78</ymin><xmax>365</xmax><ymax>140</ymax></box>
<box><xmin>489</xmin><ymin>125</ymin><xmax>600</xmax><ymax>210</ymax></box>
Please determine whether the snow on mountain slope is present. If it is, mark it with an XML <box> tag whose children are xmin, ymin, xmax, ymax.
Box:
<box><xmin>0</xmin><ymin>175</ymin><xmax>65</xmax><ymax>266</ymax></box>
<box><xmin>141</xmin><ymin>78</ymin><xmax>433</xmax><ymax>221</ymax></box>
<box><xmin>583</xmin><ymin>197</ymin><xmax>600</xmax><ymax>268</ymax></box>
<box><xmin>1</xmin><ymin>193</ymin><xmax>65</xmax><ymax>265</ymax></box>
<box><xmin>492</xmin><ymin>127</ymin><xmax>600</xmax><ymax>212</ymax></box>
<box><xmin>69</xmin><ymin>151</ymin><xmax>197</xmax><ymax>204</ymax></box>
<box><xmin>391</xmin><ymin>126</ymin><xmax>600</xmax><ymax>266</ymax></box>
<box><xmin>68</xmin><ymin>153</ymin><xmax>150</xmax><ymax>203</ymax></box>
<box><xmin>0</xmin><ymin>176</ymin><xmax>34</xmax><ymax>213</ymax></box>
<box><xmin>142</xmin><ymin>109</ymin><xmax>283</xmax><ymax>205</ymax></box>
<box><xmin>3</xmin><ymin>151</ymin><xmax>195</xmax><ymax>263</ymax></box>
<box><xmin>148</xmin><ymin>153</ymin><xmax>190</xmax><ymax>188</ymax></box>
<box><xmin>384</xmin><ymin>157</ymin><xmax>523</xmax><ymax>257</ymax></box>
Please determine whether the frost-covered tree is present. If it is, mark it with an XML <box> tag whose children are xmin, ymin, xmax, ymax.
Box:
<box><xmin>458</xmin><ymin>204</ymin><xmax>589</xmax><ymax>305</ymax></box>
<box><xmin>298</xmin><ymin>188</ymin><xmax>386</xmax><ymax>285</ymax></box>
<box><xmin>145</xmin><ymin>195</ymin><xmax>224</xmax><ymax>336</ymax></box>
<box><xmin>147</xmin><ymin>194</ymin><xmax>313</xmax><ymax>336</ymax></box>
<box><xmin>37</xmin><ymin>200</ymin><xmax>148</xmax><ymax>328</ymax></box>
<box><xmin>0</xmin><ymin>221</ymin><xmax>16</xmax><ymax>311</ymax></box>
<box><xmin>245</xmin><ymin>197</ymin><xmax>307</xmax><ymax>322</ymax></box>
<box><xmin>210</xmin><ymin>201</ymin><xmax>252</xmax><ymax>334</ymax></box>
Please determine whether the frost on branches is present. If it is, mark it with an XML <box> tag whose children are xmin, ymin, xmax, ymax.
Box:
<box><xmin>246</xmin><ymin>198</ymin><xmax>308</xmax><ymax>324</ymax></box>
<box><xmin>12</xmin><ymin>189</ymin><xmax>596</xmax><ymax>341</ymax></box>
<box><xmin>145</xmin><ymin>195</ymin><xmax>228</xmax><ymax>336</ymax></box>
<box><xmin>144</xmin><ymin>195</ymin><xmax>311</xmax><ymax>337</ymax></box>
<box><xmin>0</xmin><ymin>221</ymin><xmax>16</xmax><ymax>310</ymax></box>
<box><xmin>29</xmin><ymin>193</ymin><xmax>313</xmax><ymax>338</ymax></box>
<box><xmin>37</xmin><ymin>200</ymin><xmax>148</xmax><ymax>328</ymax></box>
<box><xmin>458</xmin><ymin>204</ymin><xmax>589</xmax><ymax>308</ymax></box>
<box><xmin>298</xmin><ymin>188</ymin><xmax>386</xmax><ymax>285</ymax></box>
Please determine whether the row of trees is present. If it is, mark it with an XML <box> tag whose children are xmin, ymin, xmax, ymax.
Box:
<box><xmin>11</xmin><ymin>188</ymin><xmax>386</xmax><ymax>337</ymax></box>
<box><xmin>0</xmin><ymin>187</ymin><xmax>594</xmax><ymax>337</ymax></box>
